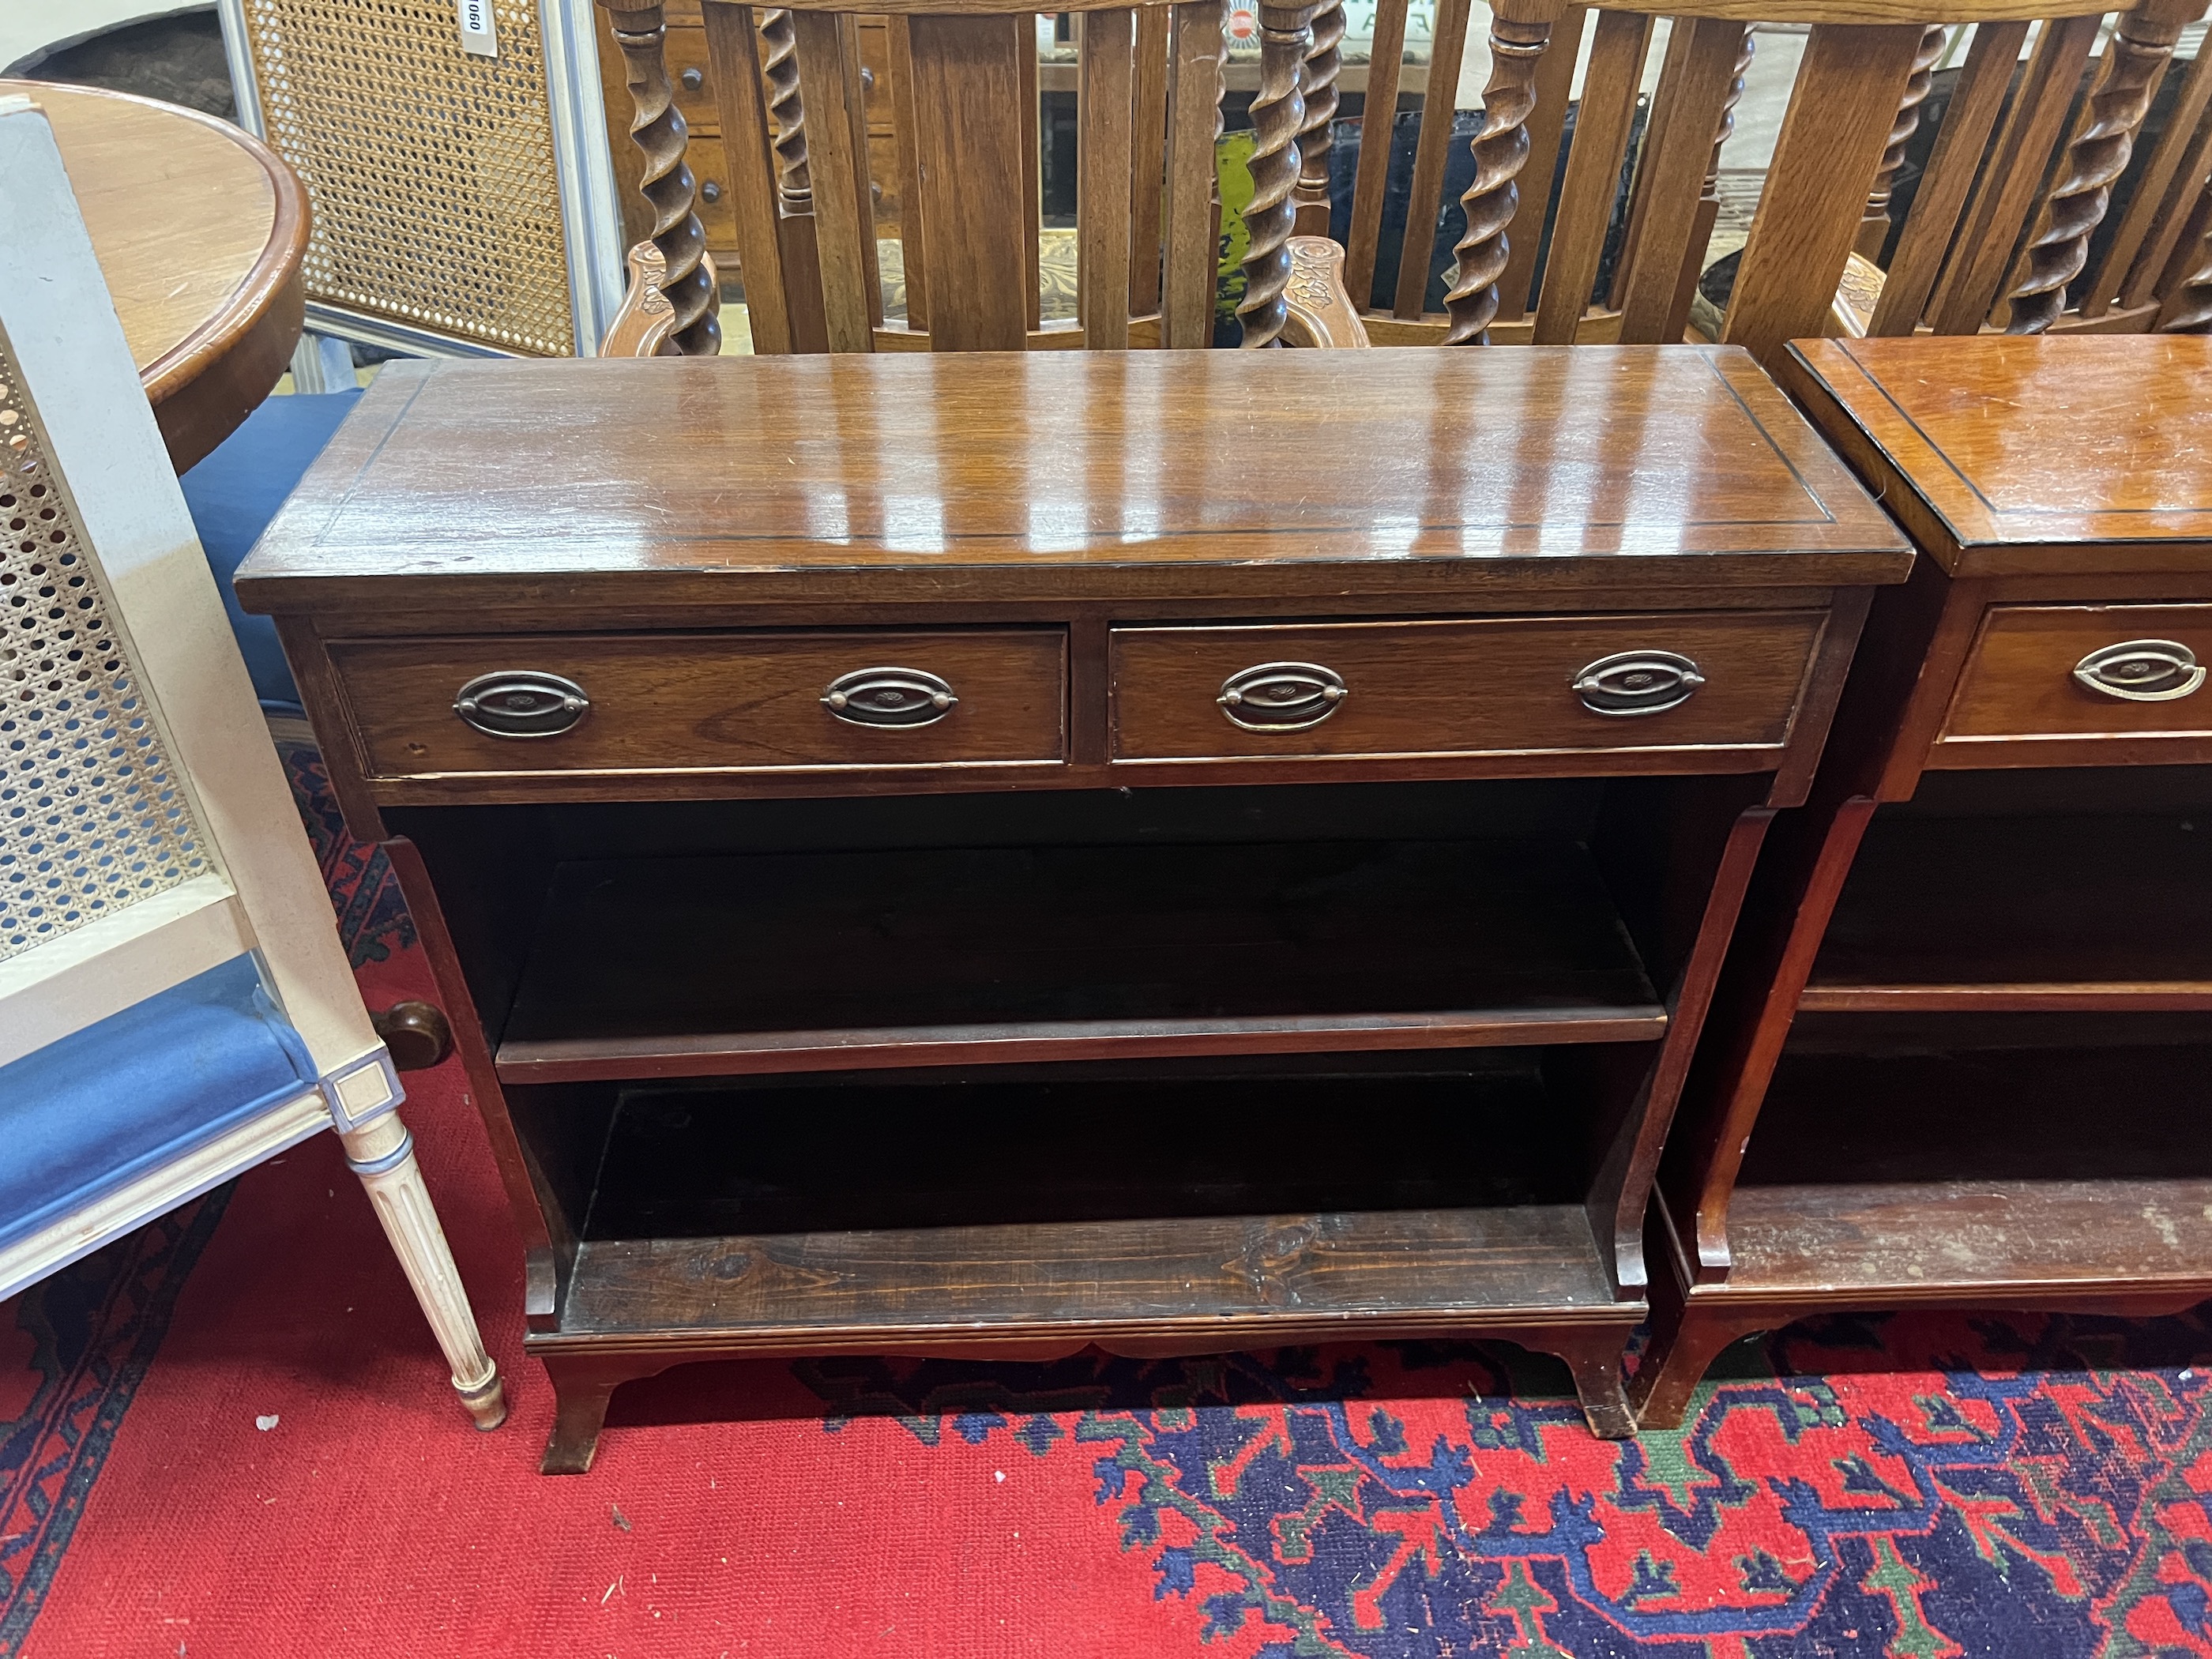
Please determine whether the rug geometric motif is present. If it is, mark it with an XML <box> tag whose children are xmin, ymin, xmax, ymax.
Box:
<box><xmin>798</xmin><ymin>1318</ymin><xmax>2212</xmax><ymax>1658</ymax></box>
<box><xmin>276</xmin><ymin>737</ymin><xmax>412</xmax><ymax>967</ymax></box>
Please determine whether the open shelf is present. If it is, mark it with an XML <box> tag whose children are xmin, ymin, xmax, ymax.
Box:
<box><xmin>1724</xmin><ymin>1025</ymin><xmax>2212</xmax><ymax>1298</ymax></box>
<box><xmin>554</xmin><ymin>1208</ymin><xmax>1625</xmax><ymax>1349</ymax></box>
<box><xmin>495</xmin><ymin>837</ymin><xmax>1664</xmax><ymax>1082</ymax></box>
<box><xmin>1800</xmin><ymin>809</ymin><xmax>2212</xmax><ymax>1012</ymax></box>
<box><xmin>543</xmin><ymin>1059</ymin><xmax>1627</xmax><ymax>1345</ymax></box>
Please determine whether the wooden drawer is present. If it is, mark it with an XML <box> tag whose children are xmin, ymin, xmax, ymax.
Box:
<box><xmin>664</xmin><ymin>25</ymin><xmax>719</xmax><ymax>133</ymax></box>
<box><xmin>868</xmin><ymin>131</ymin><xmax>901</xmax><ymax>224</ymax></box>
<box><xmin>678</xmin><ymin>130</ymin><xmax>737</xmax><ymax>247</ymax></box>
<box><xmin>1939</xmin><ymin>604</ymin><xmax>2212</xmax><ymax>754</ymax></box>
<box><xmin>330</xmin><ymin>630</ymin><xmax>1066</xmax><ymax>781</ymax></box>
<box><xmin>856</xmin><ymin>20</ymin><xmax>893</xmax><ymax>131</ymax></box>
<box><xmin>673</xmin><ymin>17</ymin><xmax>887</xmax><ymax>135</ymax></box>
<box><xmin>682</xmin><ymin>137</ymin><xmax>892</xmax><ymax>251</ymax></box>
<box><xmin>1109</xmin><ymin>613</ymin><xmax>1826</xmax><ymax>764</ymax></box>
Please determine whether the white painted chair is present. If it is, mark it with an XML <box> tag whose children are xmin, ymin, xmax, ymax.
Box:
<box><xmin>0</xmin><ymin>94</ymin><xmax>505</xmax><ymax>1430</ymax></box>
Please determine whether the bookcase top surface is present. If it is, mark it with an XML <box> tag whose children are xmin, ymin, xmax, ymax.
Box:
<box><xmin>1785</xmin><ymin>335</ymin><xmax>2212</xmax><ymax>580</ymax></box>
<box><xmin>235</xmin><ymin>345</ymin><xmax>1909</xmax><ymax>612</ymax></box>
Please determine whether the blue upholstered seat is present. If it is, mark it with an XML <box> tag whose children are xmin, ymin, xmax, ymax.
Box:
<box><xmin>179</xmin><ymin>388</ymin><xmax>363</xmax><ymax>716</ymax></box>
<box><xmin>0</xmin><ymin>956</ymin><xmax>319</xmax><ymax>1254</ymax></box>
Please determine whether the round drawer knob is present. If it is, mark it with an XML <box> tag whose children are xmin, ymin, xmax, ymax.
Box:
<box><xmin>1572</xmin><ymin>650</ymin><xmax>1705</xmax><ymax>717</ymax></box>
<box><xmin>453</xmin><ymin>670</ymin><xmax>590</xmax><ymax>738</ymax></box>
<box><xmin>699</xmin><ymin>179</ymin><xmax>723</xmax><ymax>205</ymax></box>
<box><xmin>2073</xmin><ymin>639</ymin><xmax>2205</xmax><ymax>702</ymax></box>
<box><xmin>373</xmin><ymin>1001</ymin><xmax>453</xmax><ymax>1070</ymax></box>
<box><xmin>680</xmin><ymin>66</ymin><xmax>705</xmax><ymax>92</ymax></box>
<box><xmin>822</xmin><ymin>667</ymin><xmax>958</xmax><ymax>728</ymax></box>
<box><xmin>1217</xmin><ymin>662</ymin><xmax>1347</xmax><ymax>732</ymax></box>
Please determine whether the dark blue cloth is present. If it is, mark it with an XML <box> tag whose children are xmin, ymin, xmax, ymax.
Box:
<box><xmin>179</xmin><ymin>389</ymin><xmax>363</xmax><ymax>716</ymax></box>
<box><xmin>0</xmin><ymin>955</ymin><xmax>318</xmax><ymax>1254</ymax></box>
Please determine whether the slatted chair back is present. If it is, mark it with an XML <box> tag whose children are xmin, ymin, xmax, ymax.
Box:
<box><xmin>599</xmin><ymin>0</ymin><xmax>1361</xmax><ymax>351</ymax></box>
<box><xmin>1315</xmin><ymin>0</ymin><xmax>2211</xmax><ymax>361</ymax></box>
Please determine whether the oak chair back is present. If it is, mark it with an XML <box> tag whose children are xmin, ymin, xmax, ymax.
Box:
<box><xmin>1318</xmin><ymin>0</ymin><xmax>2211</xmax><ymax>361</ymax></box>
<box><xmin>600</xmin><ymin>0</ymin><xmax>1363</xmax><ymax>351</ymax></box>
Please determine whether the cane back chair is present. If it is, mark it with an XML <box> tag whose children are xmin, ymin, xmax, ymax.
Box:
<box><xmin>0</xmin><ymin>95</ymin><xmax>505</xmax><ymax>1429</ymax></box>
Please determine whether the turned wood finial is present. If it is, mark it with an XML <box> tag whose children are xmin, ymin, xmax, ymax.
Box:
<box><xmin>1292</xmin><ymin>1</ymin><xmax>1346</xmax><ymax>236</ymax></box>
<box><xmin>759</xmin><ymin>8</ymin><xmax>814</xmax><ymax>211</ymax></box>
<box><xmin>2005</xmin><ymin>8</ymin><xmax>2185</xmax><ymax>334</ymax></box>
<box><xmin>1441</xmin><ymin>16</ymin><xmax>1552</xmax><ymax>345</ymax></box>
<box><xmin>1240</xmin><ymin>0</ymin><xmax>1323</xmax><ymax>347</ymax></box>
<box><xmin>1856</xmin><ymin>24</ymin><xmax>1946</xmax><ymax>261</ymax></box>
<box><xmin>602</xmin><ymin>2</ymin><xmax>720</xmax><ymax>356</ymax></box>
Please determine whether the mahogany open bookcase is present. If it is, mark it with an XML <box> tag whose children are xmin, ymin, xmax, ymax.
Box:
<box><xmin>1638</xmin><ymin>336</ymin><xmax>2212</xmax><ymax>1428</ymax></box>
<box><xmin>235</xmin><ymin>347</ymin><xmax>1909</xmax><ymax>1472</ymax></box>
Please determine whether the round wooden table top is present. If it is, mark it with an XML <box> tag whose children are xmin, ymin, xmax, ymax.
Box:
<box><xmin>6</xmin><ymin>80</ymin><xmax>310</xmax><ymax>472</ymax></box>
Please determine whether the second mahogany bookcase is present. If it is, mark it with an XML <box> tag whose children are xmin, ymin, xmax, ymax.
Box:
<box><xmin>1638</xmin><ymin>334</ymin><xmax>2212</xmax><ymax>1427</ymax></box>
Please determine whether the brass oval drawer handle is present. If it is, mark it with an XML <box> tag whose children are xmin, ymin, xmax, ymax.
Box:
<box><xmin>2073</xmin><ymin>639</ymin><xmax>2206</xmax><ymax>702</ymax></box>
<box><xmin>822</xmin><ymin>667</ymin><xmax>958</xmax><ymax>728</ymax></box>
<box><xmin>452</xmin><ymin>670</ymin><xmax>590</xmax><ymax>738</ymax></box>
<box><xmin>1217</xmin><ymin>661</ymin><xmax>1348</xmax><ymax>732</ymax></box>
<box><xmin>1572</xmin><ymin>650</ymin><xmax>1706</xmax><ymax>717</ymax></box>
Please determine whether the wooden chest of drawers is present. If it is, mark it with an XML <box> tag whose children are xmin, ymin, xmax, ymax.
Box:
<box><xmin>237</xmin><ymin>345</ymin><xmax>1908</xmax><ymax>1470</ymax></box>
<box><xmin>1639</xmin><ymin>335</ymin><xmax>2212</xmax><ymax>1428</ymax></box>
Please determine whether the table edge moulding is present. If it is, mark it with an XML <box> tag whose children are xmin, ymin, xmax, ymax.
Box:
<box><xmin>1635</xmin><ymin>333</ymin><xmax>2212</xmax><ymax>1431</ymax></box>
<box><xmin>235</xmin><ymin>343</ymin><xmax>1911</xmax><ymax>1473</ymax></box>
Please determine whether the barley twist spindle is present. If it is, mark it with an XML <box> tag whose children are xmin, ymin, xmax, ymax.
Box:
<box><xmin>2007</xmin><ymin>11</ymin><xmax>2183</xmax><ymax>333</ymax></box>
<box><xmin>760</xmin><ymin>8</ymin><xmax>814</xmax><ymax>212</ymax></box>
<box><xmin>603</xmin><ymin>3</ymin><xmax>720</xmax><ymax>356</ymax></box>
<box><xmin>1441</xmin><ymin>17</ymin><xmax>1552</xmax><ymax>345</ymax></box>
<box><xmin>1292</xmin><ymin>2</ymin><xmax>1346</xmax><ymax>235</ymax></box>
<box><xmin>1856</xmin><ymin>25</ymin><xmax>1948</xmax><ymax>259</ymax></box>
<box><xmin>1239</xmin><ymin>0</ymin><xmax>1322</xmax><ymax>347</ymax></box>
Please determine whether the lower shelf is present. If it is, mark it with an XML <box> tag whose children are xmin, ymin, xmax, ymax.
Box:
<box><xmin>540</xmin><ymin>1059</ymin><xmax>1635</xmax><ymax>1346</ymax></box>
<box><xmin>1717</xmin><ymin>1027</ymin><xmax>2212</xmax><ymax>1303</ymax></box>
<box><xmin>1722</xmin><ymin>1179</ymin><xmax>2212</xmax><ymax>1300</ymax></box>
<box><xmin>551</xmin><ymin>1205</ymin><xmax>1628</xmax><ymax>1351</ymax></box>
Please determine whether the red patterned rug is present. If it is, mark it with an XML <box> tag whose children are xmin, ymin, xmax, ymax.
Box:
<box><xmin>5</xmin><ymin>747</ymin><xmax>2212</xmax><ymax>1657</ymax></box>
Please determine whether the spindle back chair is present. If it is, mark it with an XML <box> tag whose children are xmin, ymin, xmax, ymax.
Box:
<box><xmin>602</xmin><ymin>0</ymin><xmax>2212</xmax><ymax>360</ymax></box>
<box><xmin>1321</xmin><ymin>0</ymin><xmax>2210</xmax><ymax>360</ymax></box>
<box><xmin>597</xmin><ymin>0</ymin><xmax>1367</xmax><ymax>352</ymax></box>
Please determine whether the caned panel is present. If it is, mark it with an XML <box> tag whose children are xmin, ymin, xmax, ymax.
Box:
<box><xmin>237</xmin><ymin>0</ymin><xmax>577</xmax><ymax>355</ymax></box>
<box><xmin>0</xmin><ymin>333</ymin><xmax>211</xmax><ymax>960</ymax></box>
